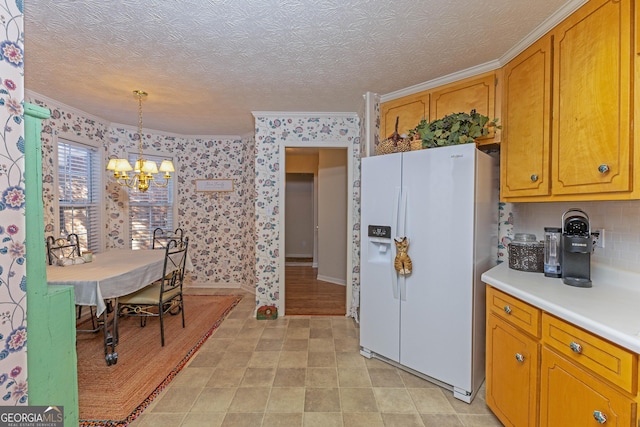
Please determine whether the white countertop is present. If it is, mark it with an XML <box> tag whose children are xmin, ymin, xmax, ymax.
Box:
<box><xmin>481</xmin><ymin>262</ymin><xmax>640</xmax><ymax>353</ymax></box>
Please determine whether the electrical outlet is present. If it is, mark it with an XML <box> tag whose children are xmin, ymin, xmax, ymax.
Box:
<box><xmin>591</xmin><ymin>229</ymin><xmax>605</xmax><ymax>248</ymax></box>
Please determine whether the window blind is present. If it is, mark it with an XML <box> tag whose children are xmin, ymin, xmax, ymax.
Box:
<box><xmin>128</xmin><ymin>153</ymin><xmax>174</xmax><ymax>250</ymax></box>
<box><xmin>57</xmin><ymin>139</ymin><xmax>101</xmax><ymax>252</ymax></box>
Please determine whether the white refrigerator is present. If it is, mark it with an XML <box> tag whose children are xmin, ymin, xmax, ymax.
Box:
<box><xmin>359</xmin><ymin>143</ymin><xmax>497</xmax><ymax>403</ymax></box>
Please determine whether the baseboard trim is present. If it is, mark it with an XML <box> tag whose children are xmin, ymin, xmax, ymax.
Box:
<box><xmin>285</xmin><ymin>253</ymin><xmax>313</xmax><ymax>258</ymax></box>
<box><xmin>240</xmin><ymin>282</ymin><xmax>256</xmax><ymax>295</ymax></box>
<box><xmin>316</xmin><ymin>274</ymin><xmax>346</xmax><ymax>286</ymax></box>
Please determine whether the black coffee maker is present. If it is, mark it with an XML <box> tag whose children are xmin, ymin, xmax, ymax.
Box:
<box><xmin>562</xmin><ymin>209</ymin><xmax>592</xmax><ymax>287</ymax></box>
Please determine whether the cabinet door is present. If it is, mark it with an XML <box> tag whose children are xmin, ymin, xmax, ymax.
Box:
<box><xmin>380</xmin><ymin>91</ymin><xmax>429</xmax><ymax>140</ymax></box>
<box><xmin>486</xmin><ymin>314</ymin><xmax>539</xmax><ymax>427</ymax></box>
<box><xmin>540</xmin><ymin>347</ymin><xmax>635</xmax><ymax>427</ymax></box>
<box><xmin>430</xmin><ymin>73</ymin><xmax>497</xmax><ymax>144</ymax></box>
<box><xmin>551</xmin><ymin>0</ymin><xmax>632</xmax><ymax>196</ymax></box>
<box><xmin>501</xmin><ymin>36</ymin><xmax>552</xmax><ymax>200</ymax></box>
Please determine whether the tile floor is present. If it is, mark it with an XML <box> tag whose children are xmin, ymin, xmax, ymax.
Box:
<box><xmin>129</xmin><ymin>293</ymin><xmax>503</xmax><ymax>427</ymax></box>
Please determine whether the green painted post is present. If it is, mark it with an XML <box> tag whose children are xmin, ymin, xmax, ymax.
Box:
<box><xmin>24</xmin><ymin>103</ymin><xmax>79</xmax><ymax>425</ymax></box>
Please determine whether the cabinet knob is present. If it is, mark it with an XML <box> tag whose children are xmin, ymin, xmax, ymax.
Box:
<box><xmin>598</xmin><ymin>164</ymin><xmax>610</xmax><ymax>174</ymax></box>
<box><xmin>503</xmin><ymin>305</ymin><xmax>512</xmax><ymax>314</ymax></box>
<box><xmin>569</xmin><ymin>341</ymin><xmax>582</xmax><ymax>353</ymax></box>
<box><xmin>530</xmin><ymin>174</ymin><xmax>538</xmax><ymax>182</ymax></box>
<box><xmin>593</xmin><ymin>410</ymin><xmax>607</xmax><ymax>423</ymax></box>
<box><xmin>515</xmin><ymin>353</ymin><xmax>525</xmax><ymax>363</ymax></box>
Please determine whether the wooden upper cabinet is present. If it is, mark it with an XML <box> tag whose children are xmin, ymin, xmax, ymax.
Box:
<box><xmin>379</xmin><ymin>91</ymin><xmax>429</xmax><ymax>140</ymax></box>
<box><xmin>379</xmin><ymin>71</ymin><xmax>501</xmax><ymax>147</ymax></box>
<box><xmin>501</xmin><ymin>36</ymin><xmax>552</xmax><ymax>199</ymax></box>
<box><xmin>430</xmin><ymin>72</ymin><xmax>499</xmax><ymax>145</ymax></box>
<box><xmin>551</xmin><ymin>0</ymin><xmax>633</xmax><ymax>196</ymax></box>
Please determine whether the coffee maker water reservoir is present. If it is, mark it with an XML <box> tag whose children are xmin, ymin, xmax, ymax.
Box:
<box><xmin>544</xmin><ymin>227</ymin><xmax>562</xmax><ymax>278</ymax></box>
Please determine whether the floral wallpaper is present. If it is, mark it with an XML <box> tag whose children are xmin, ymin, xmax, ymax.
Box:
<box><xmin>498</xmin><ymin>201</ymin><xmax>514</xmax><ymax>263</ymax></box>
<box><xmin>26</xmin><ymin>94</ymin><xmax>256</xmax><ymax>291</ymax></box>
<box><xmin>29</xmin><ymin>99</ymin><xmax>110</xmax><ymax>238</ymax></box>
<box><xmin>350</xmin><ymin>94</ymin><xmax>379</xmax><ymax>320</ymax></box>
<box><xmin>0</xmin><ymin>0</ymin><xmax>28</xmax><ymax>405</ymax></box>
<box><xmin>108</xmin><ymin>129</ymin><xmax>256</xmax><ymax>289</ymax></box>
<box><xmin>253</xmin><ymin>114</ymin><xmax>361</xmax><ymax>316</ymax></box>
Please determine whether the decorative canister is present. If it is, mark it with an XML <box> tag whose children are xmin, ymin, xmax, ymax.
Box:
<box><xmin>82</xmin><ymin>250</ymin><xmax>94</xmax><ymax>263</ymax></box>
<box><xmin>508</xmin><ymin>233</ymin><xmax>544</xmax><ymax>273</ymax></box>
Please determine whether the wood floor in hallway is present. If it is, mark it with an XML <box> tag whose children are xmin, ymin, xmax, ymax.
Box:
<box><xmin>285</xmin><ymin>265</ymin><xmax>346</xmax><ymax>316</ymax></box>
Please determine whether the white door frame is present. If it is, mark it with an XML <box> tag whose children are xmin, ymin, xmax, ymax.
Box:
<box><xmin>279</xmin><ymin>142</ymin><xmax>354</xmax><ymax>316</ymax></box>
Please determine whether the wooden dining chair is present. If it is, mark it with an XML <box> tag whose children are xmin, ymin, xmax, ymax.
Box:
<box><xmin>117</xmin><ymin>236</ymin><xmax>189</xmax><ymax>346</ymax></box>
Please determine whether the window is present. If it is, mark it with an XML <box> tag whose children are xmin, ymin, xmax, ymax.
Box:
<box><xmin>128</xmin><ymin>153</ymin><xmax>174</xmax><ymax>250</ymax></box>
<box><xmin>57</xmin><ymin>139</ymin><xmax>101</xmax><ymax>252</ymax></box>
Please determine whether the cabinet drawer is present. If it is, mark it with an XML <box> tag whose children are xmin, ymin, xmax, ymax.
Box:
<box><xmin>542</xmin><ymin>314</ymin><xmax>636</xmax><ymax>394</ymax></box>
<box><xmin>487</xmin><ymin>286</ymin><xmax>540</xmax><ymax>338</ymax></box>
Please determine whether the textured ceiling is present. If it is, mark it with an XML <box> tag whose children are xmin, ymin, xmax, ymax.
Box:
<box><xmin>25</xmin><ymin>0</ymin><xmax>573</xmax><ymax>136</ymax></box>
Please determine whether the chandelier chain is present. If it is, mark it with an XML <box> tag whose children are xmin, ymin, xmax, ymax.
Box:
<box><xmin>135</xmin><ymin>90</ymin><xmax>147</xmax><ymax>161</ymax></box>
<box><xmin>107</xmin><ymin>89</ymin><xmax>173</xmax><ymax>193</ymax></box>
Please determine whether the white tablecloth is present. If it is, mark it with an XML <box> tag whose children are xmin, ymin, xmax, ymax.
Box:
<box><xmin>46</xmin><ymin>249</ymin><xmax>167</xmax><ymax>316</ymax></box>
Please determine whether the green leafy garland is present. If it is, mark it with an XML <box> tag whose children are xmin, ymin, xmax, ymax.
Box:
<box><xmin>409</xmin><ymin>110</ymin><xmax>500</xmax><ymax>148</ymax></box>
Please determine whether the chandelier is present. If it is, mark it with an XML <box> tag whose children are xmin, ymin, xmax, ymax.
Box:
<box><xmin>106</xmin><ymin>90</ymin><xmax>175</xmax><ymax>192</ymax></box>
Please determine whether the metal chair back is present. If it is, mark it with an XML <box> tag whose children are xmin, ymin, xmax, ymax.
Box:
<box><xmin>152</xmin><ymin>227</ymin><xmax>185</xmax><ymax>249</ymax></box>
<box><xmin>46</xmin><ymin>234</ymin><xmax>81</xmax><ymax>265</ymax></box>
<box><xmin>160</xmin><ymin>237</ymin><xmax>189</xmax><ymax>299</ymax></box>
<box><xmin>118</xmin><ymin>236</ymin><xmax>189</xmax><ymax>346</ymax></box>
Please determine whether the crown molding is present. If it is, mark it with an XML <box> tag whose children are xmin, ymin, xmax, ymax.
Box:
<box><xmin>190</xmin><ymin>135</ymin><xmax>244</xmax><ymax>141</ymax></box>
<box><xmin>25</xmin><ymin>89</ymin><xmax>108</xmax><ymax>125</ymax></box>
<box><xmin>380</xmin><ymin>61</ymin><xmax>501</xmax><ymax>102</ymax></box>
<box><xmin>111</xmin><ymin>123</ymin><xmax>243</xmax><ymax>140</ymax></box>
<box><xmin>252</xmin><ymin>111</ymin><xmax>358</xmax><ymax>119</ymax></box>
<box><xmin>499</xmin><ymin>0</ymin><xmax>589</xmax><ymax>65</ymax></box>
<box><xmin>28</xmin><ymin>90</ymin><xmax>244</xmax><ymax>139</ymax></box>
<box><xmin>380</xmin><ymin>0</ymin><xmax>589</xmax><ymax>103</ymax></box>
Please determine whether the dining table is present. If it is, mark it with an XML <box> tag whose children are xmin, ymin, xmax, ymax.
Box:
<box><xmin>46</xmin><ymin>249</ymin><xmax>170</xmax><ymax>365</ymax></box>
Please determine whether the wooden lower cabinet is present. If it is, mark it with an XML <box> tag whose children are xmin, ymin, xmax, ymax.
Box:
<box><xmin>540</xmin><ymin>347</ymin><xmax>636</xmax><ymax>427</ymax></box>
<box><xmin>486</xmin><ymin>286</ymin><xmax>639</xmax><ymax>426</ymax></box>
<box><xmin>486</xmin><ymin>313</ymin><xmax>539</xmax><ymax>426</ymax></box>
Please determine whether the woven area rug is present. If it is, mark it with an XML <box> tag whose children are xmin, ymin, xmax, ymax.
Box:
<box><xmin>77</xmin><ymin>294</ymin><xmax>242</xmax><ymax>427</ymax></box>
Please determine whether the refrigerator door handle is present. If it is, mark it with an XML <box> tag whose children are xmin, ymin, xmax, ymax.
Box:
<box><xmin>391</xmin><ymin>256</ymin><xmax>399</xmax><ymax>299</ymax></box>
<box><xmin>398</xmin><ymin>188</ymin><xmax>407</xmax><ymax>237</ymax></box>
<box><xmin>392</xmin><ymin>186</ymin><xmax>401</xmax><ymax>239</ymax></box>
<box><xmin>399</xmin><ymin>276</ymin><xmax>407</xmax><ymax>301</ymax></box>
<box><xmin>398</xmin><ymin>187</ymin><xmax>408</xmax><ymax>301</ymax></box>
<box><xmin>391</xmin><ymin>187</ymin><xmax>401</xmax><ymax>300</ymax></box>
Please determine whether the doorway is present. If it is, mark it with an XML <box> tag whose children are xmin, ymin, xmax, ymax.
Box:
<box><xmin>284</xmin><ymin>147</ymin><xmax>348</xmax><ymax>315</ymax></box>
<box><xmin>284</xmin><ymin>173</ymin><xmax>315</xmax><ymax>266</ymax></box>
